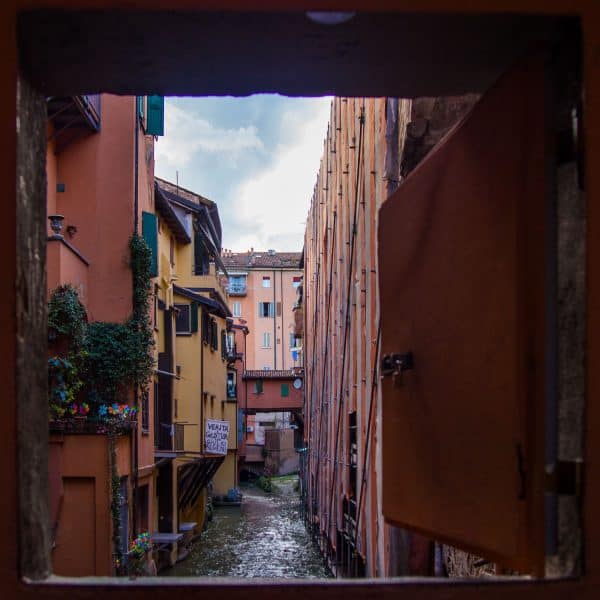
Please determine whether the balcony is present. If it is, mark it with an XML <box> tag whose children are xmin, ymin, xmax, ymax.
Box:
<box><xmin>227</xmin><ymin>281</ymin><xmax>247</xmax><ymax>296</ymax></box>
<box><xmin>47</xmin><ymin>95</ymin><xmax>101</xmax><ymax>151</ymax></box>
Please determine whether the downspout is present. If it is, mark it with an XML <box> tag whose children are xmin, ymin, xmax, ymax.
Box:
<box><xmin>200</xmin><ymin>308</ymin><xmax>205</xmax><ymax>453</ymax></box>
<box><xmin>273</xmin><ymin>269</ymin><xmax>277</xmax><ymax>369</ymax></box>
<box><xmin>241</xmin><ymin>327</ymin><xmax>248</xmax><ymax>448</ymax></box>
<box><xmin>132</xmin><ymin>98</ymin><xmax>140</xmax><ymax>537</ymax></box>
<box><xmin>280</xmin><ymin>269</ymin><xmax>284</xmax><ymax>370</ymax></box>
<box><xmin>134</xmin><ymin>97</ymin><xmax>139</xmax><ymax>232</ymax></box>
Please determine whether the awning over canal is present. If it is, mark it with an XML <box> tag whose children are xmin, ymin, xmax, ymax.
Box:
<box><xmin>177</xmin><ymin>456</ymin><xmax>224</xmax><ymax>511</ymax></box>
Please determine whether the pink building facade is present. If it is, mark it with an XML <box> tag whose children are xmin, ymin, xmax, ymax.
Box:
<box><xmin>221</xmin><ymin>250</ymin><xmax>303</xmax><ymax>371</ymax></box>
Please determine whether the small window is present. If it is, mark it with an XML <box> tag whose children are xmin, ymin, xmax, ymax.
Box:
<box><xmin>227</xmin><ymin>372</ymin><xmax>236</xmax><ymax>398</ymax></box>
<box><xmin>232</xmin><ymin>301</ymin><xmax>242</xmax><ymax>317</ymax></box>
<box><xmin>141</xmin><ymin>389</ymin><xmax>149</xmax><ymax>433</ymax></box>
<box><xmin>276</xmin><ymin>301</ymin><xmax>282</xmax><ymax>316</ymax></box>
<box><xmin>174</xmin><ymin>303</ymin><xmax>190</xmax><ymax>334</ymax></box>
<box><xmin>201</xmin><ymin>310</ymin><xmax>210</xmax><ymax>344</ymax></box>
<box><xmin>226</xmin><ymin>332</ymin><xmax>235</xmax><ymax>354</ymax></box>
<box><xmin>289</xmin><ymin>333</ymin><xmax>301</xmax><ymax>348</ymax></box>
<box><xmin>292</xmin><ymin>276</ymin><xmax>302</xmax><ymax>288</ymax></box>
<box><xmin>194</xmin><ymin>232</ymin><xmax>210</xmax><ymax>275</ymax></box>
<box><xmin>254</xmin><ymin>379</ymin><xmax>263</xmax><ymax>394</ymax></box>
<box><xmin>210</xmin><ymin>319</ymin><xmax>219</xmax><ymax>351</ymax></box>
<box><xmin>262</xmin><ymin>332</ymin><xmax>271</xmax><ymax>348</ymax></box>
<box><xmin>262</xmin><ymin>276</ymin><xmax>271</xmax><ymax>288</ymax></box>
<box><xmin>221</xmin><ymin>329</ymin><xmax>227</xmax><ymax>360</ymax></box>
<box><xmin>169</xmin><ymin>235</ymin><xmax>175</xmax><ymax>267</ymax></box>
<box><xmin>153</xmin><ymin>284</ymin><xmax>159</xmax><ymax>329</ymax></box>
<box><xmin>258</xmin><ymin>301</ymin><xmax>274</xmax><ymax>318</ymax></box>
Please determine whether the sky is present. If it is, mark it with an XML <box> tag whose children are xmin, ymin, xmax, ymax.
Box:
<box><xmin>154</xmin><ymin>95</ymin><xmax>332</xmax><ymax>253</ymax></box>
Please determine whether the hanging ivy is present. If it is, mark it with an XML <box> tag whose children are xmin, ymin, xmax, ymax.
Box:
<box><xmin>128</xmin><ymin>233</ymin><xmax>155</xmax><ymax>393</ymax></box>
<box><xmin>47</xmin><ymin>284</ymin><xmax>87</xmax><ymax>347</ymax></box>
<box><xmin>109</xmin><ymin>435</ymin><xmax>123</xmax><ymax>574</ymax></box>
<box><xmin>47</xmin><ymin>235</ymin><xmax>155</xmax><ymax>419</ymax></box>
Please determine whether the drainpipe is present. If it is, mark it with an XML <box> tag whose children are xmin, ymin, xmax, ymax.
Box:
<box><xmin>280</xmin><ymin>269</ymin><xmax>284</xmax><ymax>370</ymax></box>
<box><xmin>273</xmin><ymin>269</ymin><xmax>277</xmax><ymax>369</ymax></box>
<box><xmin>200</xmin><ymin>308</ymin><xmax>205</xmax><ymax>453</ymax></box>
<box><xmin>134</xmin><ymin>97</ymin><xmax>139</xmax><ymax>232</ymax></box>
<box><xmin>132</xmin><ymin>98</ymin><xmax>140</xmax><ymax>538</ymax></box>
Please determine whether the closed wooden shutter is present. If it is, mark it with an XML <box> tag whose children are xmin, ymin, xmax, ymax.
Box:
<box><xmin>378</xmin><ymin>56</ymin><xmax>546</xmax><ymax>574</ymax></box>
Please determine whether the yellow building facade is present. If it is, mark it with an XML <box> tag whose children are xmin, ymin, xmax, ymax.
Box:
<box><xmin>143</xmin><ymin>178</ymin><xmax>238</xmax><ymax>568</ymax></box>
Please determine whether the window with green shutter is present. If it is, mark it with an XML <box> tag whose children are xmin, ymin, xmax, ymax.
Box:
<box><xmin>146</xmin><ymin>95</ymin><xmax>164</xmax><ymax>136</ymax></box>
<box><xmin>281</xmin><ymin>383</ymin><xmax>289</xmax><ymax>398</ymax></box>
<box><xmin>141</xmin><ymin>211</ymin><xmax>158</xmax><ymax>277</ymax></box>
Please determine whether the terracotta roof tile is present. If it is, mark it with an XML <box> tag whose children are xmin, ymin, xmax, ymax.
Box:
<box><xmin>221</xmin><ymin>251</ymin><xmax>302</xmax><ymax>269</ymax></box>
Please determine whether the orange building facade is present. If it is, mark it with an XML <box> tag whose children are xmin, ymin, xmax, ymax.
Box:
<box><xmin>46</xmin><ymin>93</ymin><xmax>161</xmax><ymax>576</ymax></box>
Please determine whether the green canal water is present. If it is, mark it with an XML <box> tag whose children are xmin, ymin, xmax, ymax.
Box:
<box><xmin>166</xmin><ymin>477</ymin><xmax>332</xmax><ymax>579</ymax></box>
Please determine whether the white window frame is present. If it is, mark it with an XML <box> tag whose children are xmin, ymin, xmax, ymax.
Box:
<box><xmin>232</xmin><ymin>301</ymin><xmax>242</xmax><ymax>317</ymax></box>
<box><xmin>262</xmin><ymin>276</ymin><xmax>271</xmax><ymax>288</ymax></box>
<box><xmin>262</xmin><ymin>332</ymin><xmax>271</xmax><ymax>348</ymax></box>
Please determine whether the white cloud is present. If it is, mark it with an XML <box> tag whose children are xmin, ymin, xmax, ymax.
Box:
<box><xmin>154</xmin><ymin>101</ymin><xmax>264</xmax><ymax>170</ymax></box>
<box><xmin>227</xmin><ymin>98</ymin><xmax>331</xmax><ymax>252</ymax></box>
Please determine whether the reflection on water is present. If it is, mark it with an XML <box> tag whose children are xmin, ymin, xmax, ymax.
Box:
<box><xmin>166</xmin><ymin>477</ymin><xmax>332</xmax><ymax>578</ymax></box>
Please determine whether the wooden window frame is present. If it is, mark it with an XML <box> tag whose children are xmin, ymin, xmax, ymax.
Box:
<box><xmin>5</xmin><ymin>2</ymin><xmax>600</xmax><ymax>599</ymax></box>
<box><xmin>174</xmin><ymin>303</ymin><xmax>191</xmax><ymax>335</ymax></box>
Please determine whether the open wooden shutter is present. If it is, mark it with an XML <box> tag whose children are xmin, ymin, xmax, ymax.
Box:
<box><xmin>141</xmin><ymin>211</ymin><xmax>158</xmax><ymax>277</ymax></box>
<box><xmin>146</xmin><ymin>95</ymin><xmax>164</xmax><ymax>136</ymax></box>
<box><xmin>190</xmin><ymin>301</ymin><xmax>198</xmax><ymax>333</ymax></box>
<box><xmin>378</xmin><ymin>56</ymin><xmax>547</xmax><ymax>574</ymax></box>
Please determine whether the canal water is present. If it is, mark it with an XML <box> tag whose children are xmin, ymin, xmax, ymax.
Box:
<box><xmin>166</xmin><ymin>477</ymin><xmax>332</xmax><ymax>579</ymax></box>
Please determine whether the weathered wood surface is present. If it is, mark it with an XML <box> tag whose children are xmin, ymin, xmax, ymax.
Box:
<box><xmin>16</xmin><ymin>73</ymin><xmax>51</xmax><ymax>579</ymax></box>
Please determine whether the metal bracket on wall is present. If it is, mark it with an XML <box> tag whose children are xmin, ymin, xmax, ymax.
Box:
<box><xmin>381</xmin><ymin>352</ymin><xmax>414</xmax><ymax>386</ymax></box>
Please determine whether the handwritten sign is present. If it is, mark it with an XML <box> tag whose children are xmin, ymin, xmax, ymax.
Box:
<box><xmin>205</xmin><ymin>419</ymin><xmax>230</xmax><ymax>455</ymax></box>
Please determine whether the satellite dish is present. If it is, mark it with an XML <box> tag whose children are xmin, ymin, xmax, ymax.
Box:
<box><xmin>293</xmin><ymin>378</ymin><xmax>303</xmax><ymax>390</ymax></box>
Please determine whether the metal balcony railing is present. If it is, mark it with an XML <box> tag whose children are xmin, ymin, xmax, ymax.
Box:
<box><xmin>228</xmin><ymin>281</ymin><xmax>247</xmax><ymax>296</ymax></box>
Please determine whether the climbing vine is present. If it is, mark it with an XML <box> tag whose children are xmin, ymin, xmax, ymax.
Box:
<box><xmin>109</xmin><ymin>435</ymin><xmax>123</xmax><ymax>574</ymax></box>
<box><xmin>47</xmin><ymin>235</ymin><xmax>155</xmax><ymax>419</ymax></box>
<box><xmin>47</xmin><ymin>283</ymin><xmax>87</xmax><ymax>347</ymax></box>
<box><xmin>128</xmin><ymin>233</ymin><xmax>155</xmax><ymax>393</ymax></box>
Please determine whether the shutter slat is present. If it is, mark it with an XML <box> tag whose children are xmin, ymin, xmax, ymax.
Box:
<box><xmin>141</xmin><ymin>211</ymin><xmax>158</xmax><ymax>277</ymax></box>
<box><xmin>190</xmin><ymin>301</ymin><xmax>198</xmax><ymax>333</ymax></box>
<box><xmin>146</xmin><ymin>95</ymin><xmax>164</xmax><ymax>136</ymax></box>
